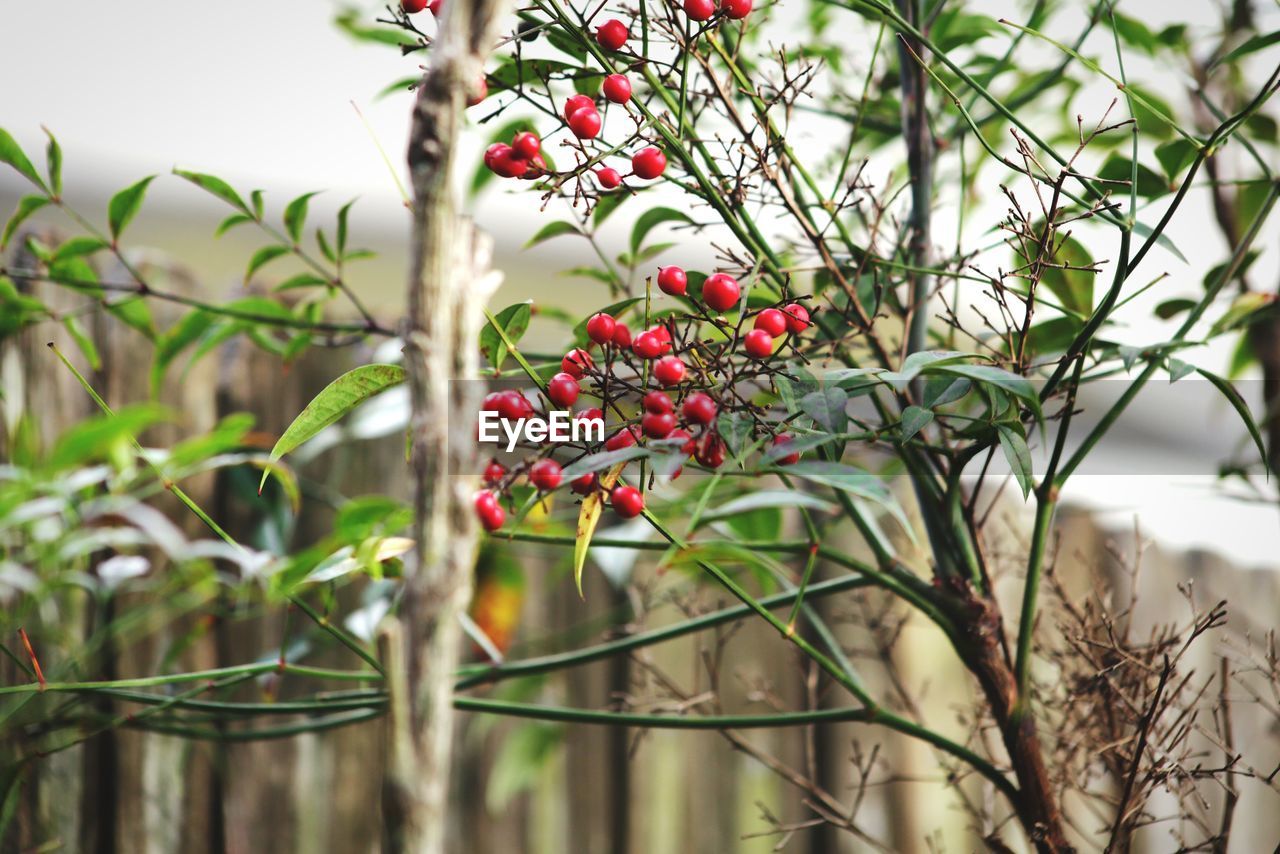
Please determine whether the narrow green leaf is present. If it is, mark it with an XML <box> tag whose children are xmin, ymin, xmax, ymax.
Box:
<box><xmin>43</xmin><ymin>128</ymin><xmax>62</xmax><ymax>197</ymax></box>
<box><xmin>997</xmin><ymin>423</ymin><xmax>1033</xmax><ymax>499</ymax></box>
<box><xmin>480</xmin><ymin>302</ymin><xmax>533</xmax><ymax>369</ymax></box>
<box><xmin>1198</xmin><ymin>368</ymin><xmax>1269</xmax><ymax>474</ymax></box>
<box><xmin>524</xmin><ymin>220</ymin><xmax>580</xmax><ymax>248</ymax></box>
<box><xmin>107</xmin><ymin>176</ymin><xmax>155</xmax><ymax>241</ymax></box>
<box><xmin>629</xmin><ymin>206</ymin><xmax>693</xmax><ymax>255</ymax></box>
<box><xmin>215</xmin><ymin>213</ymin><xmax>253</xmax><ymax>237</ymax></box>
<box><xmin>799</xmin><ymin>387</ymin><xmax>848</xmax><ymax>434</ymax></box>
<box><xmin>62</xmin><ymin>315</ymin><xmax>101</xmax><ymax>371</ymax></box>
<box><xmin>899</xmin><ymin>405</ymin><xmax>933</xmax><ymax>441</ymax></box>
<box><xmin>2</xmin><ymin>195</ymin><xmax>50</xmax><ymax>249</ymax></box>
<box><xmin>337</xmin><ymin>199</ymin><xmax>356</xmax><ymax>255</ymax></box>
<box><xmin>52</xmin><ymin>235</ymin><xmax>109</xmax><ymax>261</ymax></box>
<box><xmin>0</xmin><ymin>127</ymin><xmax>48</xmax><ymax>192</ymax></box>
<box><xmin>174</xmin><ymin>169</ymin><xmax>251</xmax><ymax>215</ymax></box>
<box><xmin>151</xmin><ymin>310</ymin><xmax>217</xmax><ymax>397</ymax></box>
<box><xmin>262</xmin><ymin>364</ymin><xmax>407</xmax><ymax>490</ymax></box>
<box><xmin>1213</xmin><ymin>30</ymin><xmax>1280</xmax><ymax>69</ymax></box>
<box><xmin>246</xmin><ymin>245</ymin><xmax>291</xmax><ymax>281</ymax></box>
<box><xmin>284</xmin><ymin>191</ymin><xmax>320</xmax><ymax>245</ymax></box>
<box><xmin>928</xmin><ymin>363</ymin><xmax>1042</xmax><ymax>419</ymax></box>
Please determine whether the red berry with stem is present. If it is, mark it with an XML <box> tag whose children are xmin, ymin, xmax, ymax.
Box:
<box><xmin>721</xmin><ymin>0</ymin><xmax>752</xmax><ymax>18</ymax></box>
<box><xmin>562</xmin><ymin>348</ymin><xmax>593</xmax><ymax>378</ymax></box>
<box><xmin>641</xmin><ymin>411</ymin><xmax>676</xmax><ymax>438</ymax></box>
<box><xmin>610</xmin><ymin>485</ymin><xmax>645</xmax><ymax>518</ymax></box>
<box><xmin>529</xmin><ymin>458</ymin><xmax>563</xmax><ymax>491</ymax></box>
<box><xmin>568</xmin><ymin>107</ymin><xmax>603</xmax><ymax>140</ymax></box>
<box><xmin>483</xmin><ymin>460</ymin><xmax>506</xmax><ymax>485</ymax></box>
<box><xmin>512</xmin><ymin>131</ymin><xmax>541</xmax><ymax>160</ymax></box>
<box><xmin>403</xmin><ymin>0</ymin><xmax>428</xmax><ymax>13</ymax></box>
<box><xmin>547</xmin><ymin>372</ymin><xmax>580</xmax><ymax>408</ymax></box>
<box><xmin>771</xmin><ymin>434</ymin><xmax>800</xmax><ymax>465</ymax></box>
<box><xmin>653</xmin><ymin>356</ymin><xmax>686</xmax><ymax>386</ymax></box>
<box><xmin>570</xmin><ymin>472</ymin><xmax>597</xmax><ymax>494</ymax></box>
<box><xmin>596</xmin><ymin>18</ymin><xmax>629</xmax><ymax>51</ymax></box>
<box><xmin>611</xmin><ymin>323</ymin><xmax>632</xmax><ymax>348</ymax></box>
<box><xmin>753</xmin><ymin>308</ymin><xmax>788</xmax><ymax>337</ymax></box>
<box><xmin>602</xmin><ymin>74</ymin><xmax>632</xmax><ymax>103</ymax></box>
<box><xmin>605</xmin><ymin>425</ymin><xmax>639</xmax><ymax>451</ymax></box>
<box><xmin>563</xmin><ymin>94</ymin><xmax>595</xmax><ymax>119</ymax></box>
<box><xmin>643</xmin><ymin>390</ymin><xmax>674</xmax><ymax>414</ymax></box>
<box><xmin>595</xmin><ymin>167</ymin><xmax>622</xmax><ymax>189</ymax></box>
<box><xmin>782</xmin><ymin>303</ymin><xmax>810</xmax><ymax>334</ymax></box>
<box><xmin>667</xmin><ymin>427</ymin><xmax>695</xmax><ymax>455</ymax></box>
<box><xmin>474</xmin><ymin>491</ymin><xmax>506</xmax><ymax>532</ymax></box>
<box><xmin>632</xmin><ymin>331</ymin><xmax>664</xmax><ymax>360</ymax></box>
<box><xmin>682</xmin><ymin>392</ymin><xmax>717</xmax><ymax>425</ymax></box>
<box><xmin>586</xmin><ymin>313</ymin><xmax>616</xmax><ymax>345</ymax></box>
<box><xmin>702</xmin><ymin>273</ymin><xmax>741</xmax><ymax>312</ymax></box>
<box><xmin>631</xmin><ymin>147</ymin><xmax>667</xmax><ymax>179</ymax></box>
<box><xmin>485</xmin><ymin>143</ymin><xmax>528</xmax><ymax>179</ymax></box>
<box><xmin>492</xmin><ymin>390</ymin><xmax>532</xmax><ymax>420</ymax></box>
<box><xmin>467</xmin><ymin>76</ymin><xmax>487</xmax><ymax>107</ymax></box>
<box><xmin>695</xmin><ymin>432</ymin><xmax>726</xmax><ymax>468</ymax></box>
<box><xmin>657</xmin><ymin>266</ymin><xmax>688</xmax><ymax>296</ymax></box>
<box><xmin>575</xmin><ymin>407</ymin><xmax>604</xmax><ymax>424</ymax></box>
<box><xmin>683</xmin><ymin>0</ymin><xmax>715</xmax><ymax>21</ymax></box>
<box><xmin>744</xmin><ymin>329</ymin><xmax>774</xmax><ymax>359</ymax></box>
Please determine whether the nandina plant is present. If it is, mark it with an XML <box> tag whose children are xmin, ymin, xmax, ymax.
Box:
<box><xmin>2</xmin><ymin>0</ymin><xmax>1279</xmax><ymax>851</ymax></box>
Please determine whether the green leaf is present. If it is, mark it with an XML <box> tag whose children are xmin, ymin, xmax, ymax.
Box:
<box><xmin>151</xmin><ymin>310</ymin><xmax>217</xmax><ymax>396</ymax></box>
<box><xmin>899</xmin><ymin>405</ymin><xmax>933</xmax><ymax>441</ymax></box>
<box><xmin>1155</xmin><ymin>297</ymin><xmax>1196</xmax><ymax>319</ymax></box>
<box><xmin>274</xmin><ymin>273</ymin><xmax>330</xmax><ymax>292</ymax></box>
<box><xmin>1133</xmin><ymin>220</ymin><xmax>1188</xmax><ymax>264</ymax></box>
<box><xmin>334</xmin><ymin>9</ymin><xmax>419</xmax><ymax>47</ymax></box>
<box><xmin>480</xmin><ymin>302</ymin><xmax>533</xmax><ymax>369</ymax></box>
<box><xmin>996</xmin><ymin>423</ymin><xmax>1033</xmax><ymax>499</ymax></box>
<box><xmin>262</xmin><ymin>364</ymin><xmax>407</xmax><ymax>490</ymax></box>
<box><xmin>246</xmin><ymin>245</ymin><xmax>291</xmax><ymax>281</ymax></box>
<box><xmin>1213</xmin><ymin>30</ymin><xmax>1280</xmax><ymax>70</ymax></box>
<box><xmin>62</xmin><ymin>315</ymin><xmax>100</xmax><ymax>371</ymax></box>
<box><xmin>0</xmin><ymin>127</ymin><xmax>48</xmax><ymax>192</ymax></box>
<box><xmin>52</xmin><ymin>235</ymin><xmax>109</xmax><ymax>261</ymax></box>
<box><xmin>629</xmin><ymin>206</ymin><xmax>693</xmax><ymax>255</ymax></box>
<box><xmin>591</xmin><ymin>192</ymin><xmax>626</xmax><ymax>228</ymax></box>
<box><xmin>215</xmin><ymin>213</ymin><xmax>253</xmax><ymax>237</ymax></box>
<box><xmin>1098</xmin><ymin>155</ymin><xmax>1168</xmax><ymax>198</ymax></box>
<box><xmin>1210</xmin><ymin>291</ymin><xmax>1273</xmax><ymax>336</ymax></box>
<box><xmin>336</xmin><ymin>199</ymin><xmax>356</xmax><ymax>255</ymax></box>
<box><xmin>781</xmin><ymin>460</ymin><xmax>911</xmax><ymax>533</ymax></box>
<box><xmin>2</xmin><ymin>195</ymin><xmax>50</xmax><ymax>249</ymax></box>
<box><xmin>927</xmin><ymin>363</ymin><xmax>1042</xmax><ymax>419</ymax></box>
<box><xmin>1154</xmin><ymin>138</ymin><xmax>1196</xmax><ymax>181</ymax></box>
<box><xmin>799</xmin><ymin>387</ymin><xmax>848</xmax><ymax>434</ymax></box>
<box><xmin>524</xmin><ymin>220</ymin><xmax>580</xmax><ymax>248</ymax></box>
<box><xmin>1110</xmin><ymin>13</ymin><xmax>1159</xmax><ymax>55</ymax></box>
<box><xmin>107</xmin><ymin>176</ymin><xmax>155</xmax><ymax>242</ymax></box>
<box><xmin>702</xmin><ymin>490</ymin><xmax>835</xmax><ymax>524</ymax></box>
<box><xmin>283</xmin><ymin>191</ymin><xmax>320</xmax><ymax>245</ymax></box>
<box><xmin>1198</xmin><ymin>368</ymin><xmax>1269</xmax><ymax>473</ymax></box>
<box><xmin>922</xmin><ymin>375</ymin><xmax>971</xmax><ymax>408</ymax></box>
<box><xmin>174</xmin><ymin>169</ymin><xmax>251</xmax><ymax>215</ymax></box>
<box><xmin>43</xmin><ymin>128</ymin><xmax>63</xmax><ymax>197</ymax></box>
<box><xmin>560</xmin><ymin>446</ymin><xmax>650</xmax><ymax>480</ymax></box>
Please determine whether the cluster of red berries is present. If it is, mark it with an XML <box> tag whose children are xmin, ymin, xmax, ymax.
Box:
<box><xmin>682</xmin><ymin>0</ymin><xmax>752</xmax><ymax>21</ymax></box>
<box><xmin>484</xmin><ymin>131</ymin><xmax>547</xmax><ymax>179</ymax></box>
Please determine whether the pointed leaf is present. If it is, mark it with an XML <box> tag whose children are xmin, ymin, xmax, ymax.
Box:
<box><xmin>900</xmin><ymin>405</ymin><xmax>933</xmax><ymax>441</ymax></box>
<box><xmin>3</xmin><ymin>195</ymin><xmax>50</xmax><ymax>249</ymax></box>
<box><xmin>284</xmin><ymin>191</ymin><xmax>320</xmax><ymax>244</ymax></box>
<box><xmin>246</xmin><ymin>245</ymin><xmax>290</xmax><ymax>281</ymax></box>
<box><xmin>480</xmin><ymin>301</ymin><xmax>532</xmax><ymax>369</ymax></box>
<box><xmin>629</xmin><ymin>206</ymin><xmax>693</xmax><ymax>254</ymax></box>
<box><xmin>107</xmin><ymin>176</ymin><xmax>155</xmax><ymax>241</ymax></box>
<box><xmin>43</xmin><ymin>128</ymin><xmax>62</xmax><ymax>196</ymax></box>
<box><xmin>1198</xmin><ymin>368</ymin><xmax>1269</xmax><ymax>474</ymax></box>
<box><xmin>524</xmin><ymin>220</ymin><xmax>580</xmax><ymax>248</ymax></box>
<box><xmin>996</xmin><ymin>423</ymin><xmax>1033</xmax><ymax>499</ymax></box>
<box><xmin>174</xmin><ymin>169</ymin><xmax>251</xmax><ymax>215</ymax></box>
<box><xmin>0</xmin><ymin>128</ymin><xmax>48</xmax><ymax>192</ymax></box>
<box><xmin>573</xmin><ymin>462</ymin><xmax>627</xmax><ymax>597</ymax></box>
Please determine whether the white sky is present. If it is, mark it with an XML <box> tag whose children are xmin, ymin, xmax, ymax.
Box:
<box><xmin>2</xmin><ymin>0</ymin><xmax>1279</xmax><ymax>568</ymax></box>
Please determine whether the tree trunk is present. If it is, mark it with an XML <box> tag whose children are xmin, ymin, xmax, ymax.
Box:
<box><xmin>380</xmin><ymin>2</ymin><xmax>511</xmax><ymax>852</ymax></box>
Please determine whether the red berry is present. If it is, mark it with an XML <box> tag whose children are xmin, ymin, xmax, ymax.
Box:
<box><xmin>529</xmin><ymin>458</ymin><xmax>564</xmax><ymax>491</ymax></box>
<box><xmin>668</xmin><ymin>427</ymin><xmax>695</xmax><ymax>455</ymax></box>
<box><xmin>782</xmin><ymin>303</ymin><xmax>810</xmax><ymax>334</ymax></box>
<box><xmin>631</xmin><ymin>147</ymin><xmax>667</xmax><ymax>180</ymax></box>
<box><xmin>571</xmin><ymin>472</ymin><xmax>597</xmax><ymax>494</ymax></box>
<box><xmin>605</xmin><ymin>425</ymin><xmax>639</xmax><ymax>451</ymax></box>
<box><xmin>562</xmin><ymin>348</ymin><xmax>594</xmax><ymax>378</ymax></box>
<box><xmin>586</xmin><ymin>313</ymin><xmax>616</xmax><ymax>345</ymax></box>
<box><xmin>744</xmin><ymin>329</ymin><xmax>774</xmax><ymax>359</ymax></box>
<box><xmin>771</xmin><ymin>434</ymin><xmax>799</xmax><ymax>465</ymax></box>
<box><xmin>484</xmin><ymin>143</ymin><xmax>528</xmax><ymax>179</ymax></box>
<box><xmin>595</xmin><ymin>167</ymin><xmax>622</xmax><ymax>189</ymax></box>
<box><xmin>695</xmin><ymin>432</ymin><xmax>726</xmax><ymax>468</ymax></box>
<box><xmin>481</xmin><ymin>391</ymin><xmax>505</xmax><ymax>412</ymax></box>
<box><xmin>596</xmin><ymin>18</ymin><xmax>629</xmax><ymax>51</ymax></box>
<box><xmin>684</xmin><ymin>0</ymin><xmax>715</xmax><ymax>21</ymax></box>
<box><xmin>643</xmin><ymin>391</ymin><xmax>674</xmax><ymax>414</ymax></box>
<box><xmin>512</xmin><ymin>131</ymin><xmax>541</xmax><ymax>160</ymax></box>
<box><xmin>682</xmin><ymin>392</ymin><xmax>717</xmax><ymax>425</ymax></box>
<box><xmin>657</xmin><ymin>266</ymin><xmax>688</xmax><ymax>296</ymax></box>
<box><xmin>547</xmin><ymin>372</ymin><xmax>581</xmax><ymax>408</ymax></box>
<box><xmin>653</xmin><ymin>356</ymin><xmax>686</xmax><ymax>386</ymax></box>
<box><xmin>491</xmin><ymin>390</ymin><xmax>532</xmax><ymax>420</ymax></box>
<box><xmin>474</xmin><ymin>491</ymin><xmax>506</xmax><ymax>532</ymax></box>
<box><xmin>483</xmin><ymin>460</ymin><xmax>506</xmax><ymax>485</ymax></box>
<box><xmin>575</xmin><ymin>407</ymin><xmax>604</xmax><ymax>424</ymax></box>
<box><xmin>568</xmin><ymin>107</ymin><xmax>603</xmax><ymax>140</ymax></box>
<box><xmin>632</xmin><ymin>331</ymin><xmax>664</xmax><ymax>360</ymax></box>
<box><xmin>641</xmin><ymin>411</ymin><xmax>676</xmax><ymax>439</ymax></box>
<box><xmin>563</xmin><ymin>94</ymin><xmax>595</xmax><ymax>120</ymax></box>
<box><xmin>467</xmin><ymin>76</ymin><xmax>487</xmax><ymax>107</ymax></box>
<box><xmin>602</xmin><ymin>74</ymin><xmax>632</xmax><ymax>103</ymax></box>
<box><xmin>721</xmin><ymin>0</ymin><xmax>751</xmax><ymax>18</ymax></box>
<box><xmin>402</xmin><ymin>0</ymin><xmax>428</xmax><ymax>12</ymax></box>
<box><xmin>611</xmin><ymin>323</ymin><xmax>632</xmax><ymax>348</ymax></box>
<box><xmin>427</xmin><ymin>0</ymin><xmax>443</xmax><ymax>14</ymax></box>
<box><xmin>702</xmin><ymin>273</ymin><xmax>741</xmax><ymax>312</ymax></box>
<box><xmin>610</xmin><ymin>485</ymin><xmax>645</xmax><ymax>518</ymax></box>
<box><xmin>753</xmin><ymin>308</ymin><xmax>788</xmax><ymax>337</ymax></box>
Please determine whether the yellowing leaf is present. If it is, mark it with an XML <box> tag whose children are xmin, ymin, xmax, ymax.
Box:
<box><xmin>573</xmin><ymin>461</ymin><xmax>627</xmax><ymax>598</ymax></box>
